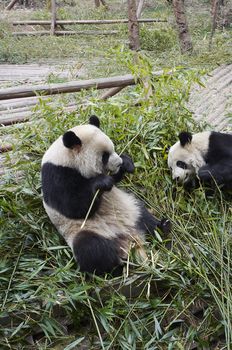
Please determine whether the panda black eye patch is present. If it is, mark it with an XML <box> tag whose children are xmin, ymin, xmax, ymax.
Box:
<box><xmin>102</xmin><ymin>152</ymin><xmax>110</xmax><ymax>165</ymax></box>
<box><xmin>176</xmin><ymin>160</ymin><xmax>188</xmax><ymax>169</ymax></box>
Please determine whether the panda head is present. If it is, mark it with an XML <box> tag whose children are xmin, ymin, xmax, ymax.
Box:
<box><xmin>42</xmin><ymin>116</ymin><xmax>122</xmax><ymax>178</ymax></box>
<box><xmin>168</xmin><ymin>132</ymin><xmax>199</xmax><ymax>184</ymax></box>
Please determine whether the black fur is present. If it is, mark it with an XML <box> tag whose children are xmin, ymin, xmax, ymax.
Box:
<box><xmin>137</xmin><ymin>202</ymin><xmax>171</xmax><ymax>235</ymax></box>
<box><xmin>198</xmin><ymin>132</ymin><xmax>232</xmax><ymax>189</ymax></box>
<box><xmin>73</xmin><ymin>230</ymin><xmax>123</xmax><ymax>275</ymax></box>
<box><xmin>179</xmin><ymin>132</ymin><xmax>192</xmax><ymax>147</ymax></box>
<box><xmin>63</xmin><ymin>131</ymin><xmax>82</xmax><ymax>149</ymax></box>
<box><xmin>112</xmin><ymin>154</ymin><xmax>135</xmax><ymax>183</ymax></box>
<box><xmin>42</xmin><ymin>154</ymin><xmax>135</xmax><ymax>219</ymax></box>
<box><xmin>42</xmin><ymin>162</ymin><xmax>114</xmax><ymax>219</ymax></box>
<box><xmin>89</xmin><ymin>115</ymin><xmax>100</xmax><ymax>128</ymax></box>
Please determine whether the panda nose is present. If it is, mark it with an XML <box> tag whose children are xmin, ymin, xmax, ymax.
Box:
<box><xmin>174</xmin><ymin>176</ymin><xmax>180</xmax><ymax>181</ymax></box>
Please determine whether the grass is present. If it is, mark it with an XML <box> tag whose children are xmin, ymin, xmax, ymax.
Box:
<box><xmin>0</xmin><ymin>0</ymin><xmax>232</xmax><ymax>348</ymax></box>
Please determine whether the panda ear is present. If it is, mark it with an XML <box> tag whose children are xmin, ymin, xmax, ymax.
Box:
<box><xmin>89</xmin><ymin>115</ymin><xmax>100</xmax><ymax>128</ymax></box>
<box><xmin>179</xmin><ymin>132</ymin><xmax>192</xmax><ymax>147</ymax></box>
<box><xmin>63</xmin><ymin>131</ymin><xmax>82</xmax><ymax>149</ymax></box>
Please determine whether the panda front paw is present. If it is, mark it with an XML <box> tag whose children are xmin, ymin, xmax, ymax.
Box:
<box><xmin>120</xmin><ymin>154</ymin><xmax>135</xmax><ymax>174</ymax></box>
<box><xmin>94</xmin><ymin>175</ymin><xmax>114</xmax><ymax>192</ymax></box>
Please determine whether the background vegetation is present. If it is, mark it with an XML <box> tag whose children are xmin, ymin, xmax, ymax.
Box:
<box><xmin>0</xmin><ymin>0</ymin><xmax>232</xmax><ymax>349</ymax></box>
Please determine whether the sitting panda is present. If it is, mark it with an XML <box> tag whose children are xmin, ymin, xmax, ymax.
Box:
<box><xmin>41</xmin><ymin>116</ymin><xmax>171</xmax><ymax>276</ymax></box>
<box><xmin>168</xmin><ymin>131</ymin><xmax>232</xmax><ymax>190</ymax></box>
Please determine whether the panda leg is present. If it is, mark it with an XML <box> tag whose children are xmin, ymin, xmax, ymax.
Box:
<box><xmin>138</xmin><ymin>203</ymin><xmax>171</xmax><ymax>235</ymax></box>
<box><xmin>72</xmin><ymin>230</ymin><xmax>123</xmax><ymax>276</ymax></box>
<box><xmin>198</xmin><ymin>160</ymin><xmax>232</xmax><ymax>187</ymax></box>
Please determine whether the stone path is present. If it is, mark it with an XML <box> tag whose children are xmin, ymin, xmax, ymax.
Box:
<box><xmin>188</xmin><ymin>64</ymin><xmax>232</xmax><ymax>131</ymax></box>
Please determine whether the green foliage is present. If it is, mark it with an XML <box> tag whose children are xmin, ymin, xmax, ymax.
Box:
<box><xmin>1</xmin><ymin>54</ymin><xmax>231</xmax><ymax>349</ymax></box>
<box><xmin>140</xmin><ymin>26</ymin><xmax>177</xmax><ymax>52</ymax></box>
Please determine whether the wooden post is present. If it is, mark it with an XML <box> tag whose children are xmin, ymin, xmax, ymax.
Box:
<box><xmin>172</xmin><ymin>0</ymin><xmax>193</xmax><ymax>54</ymax></box>
<box><xmin>128</xmin><ymin>0</ymin><xmax>140</xmax><ymax>50</ymax></box>
<box><xmin>6</xmin><ymin>0</ymin><xmax>19</xmax><ymax>10</ymax></box>
<box><xmin>51</xmin><ymin>0</ymin><xmax>56</xmax><ymax>35</ymax></box>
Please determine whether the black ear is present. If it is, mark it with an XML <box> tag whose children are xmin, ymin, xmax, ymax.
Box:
<box><xmin>89</xmin><ymin>115</ymin><xmax>100</xmax><ymax>128</ymax></box>
<box><xmin>179</xmin><ymin>132</ymin><xmax>192</xmax><ymax>147</ymax></box>
<box><xmin>63</xmin><ymin>131</ymin><xmax>82</xmax><ymax>149</ymax></box>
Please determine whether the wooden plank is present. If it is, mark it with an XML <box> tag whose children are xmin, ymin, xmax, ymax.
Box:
<box><xmin>0</xmin><ymin>74</ymin><xmax>136</xmax><ymax>100</ymax></box>
<box><xmin>12</xmin><ymin>18</ymin><xmax>167</xmax><ymax>25</ymax></box>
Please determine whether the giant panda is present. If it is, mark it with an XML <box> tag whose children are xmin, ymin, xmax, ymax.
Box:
<box><xmin>41</xmin><ymin>116</ymin><xmax>171</xmax><ymax>276</ymax></box>
<box><xmin>168</xmin><ymin>131</ymin><xmax>232</xmax><ymax>190</ymax></box>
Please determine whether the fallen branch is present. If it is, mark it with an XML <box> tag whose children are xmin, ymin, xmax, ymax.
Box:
<box><xmin>5</xmin><ymin>0</ymin><xmax>19</xmax><ymax>10</ymax></box>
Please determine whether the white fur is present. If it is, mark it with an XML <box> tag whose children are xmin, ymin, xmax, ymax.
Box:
<box><xmin>168</xmin><ymin>131</ymin><xmax>210</xmax><ymax>183</ymax></box>
<box><xmin>43</xmin><ymin>187</ymin><xmax>144</xmax><ymax>261</ymax></box>
<box><xmin>42</xmin><ymin>124</ymin><xmax>122</xmax><ymax>178</ymax></box>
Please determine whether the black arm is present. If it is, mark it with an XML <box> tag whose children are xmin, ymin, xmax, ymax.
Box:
<box><xmin>112</xmin><ymin>154</ymin><xmax>135</xmax><ymax>183</ymax></box>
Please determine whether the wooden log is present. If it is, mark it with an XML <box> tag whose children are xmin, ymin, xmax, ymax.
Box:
<box><xmin>100</xmin><ymin>86</ymin><xmax>125</xmax><ymax>100</ymax></box>
<box><xmin>12</xmin><ymin>18</ymin><xmax>167</xmax><ymax>25</ymax></box>
<box><xmin>12</xmin><ymin>30</ymin><xmax>119</xmax><ymax>36</ymax></box>
<box><xmin>0</xmin><ymin>74</ymin><xmax>137</xmax><ymax>101</ymax></box>
<box><xmin>0</xmin><ymin>110</ymin><xmax>32</xmax><ymax>125</ymax></box>
<box><xmin>6</xmin><ymin>0</ymin><xmax>19</xmax><ymax>10</ymax></box>
<box><xmin>50</xmin><ymin>0</ymin><xmax>56</xmax><ymax>35</ymax></box>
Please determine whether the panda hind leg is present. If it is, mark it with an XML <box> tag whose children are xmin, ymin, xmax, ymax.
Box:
<box><xmin>72</xmin><ymin>230</ymin><xmax>123</xmax><ymax>276</ymax></box>
<box><xmin>138</xmin><ymin>203</ymin><xmax>171</xmax><ymax>235</ymax></box>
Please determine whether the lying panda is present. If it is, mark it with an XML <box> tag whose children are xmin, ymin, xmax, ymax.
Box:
<box><xmin>41</xmin><ymin>116</ymin><xmax>171</xmax><ymax>276</ymax></box>
<box><xmin>168</xmin><ymin>131</ymin><xmax>232</xmax><ymax>190</ymax></box>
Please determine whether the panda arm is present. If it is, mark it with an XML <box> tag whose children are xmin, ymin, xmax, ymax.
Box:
<box><xmin>198</xmin><ymin>160</ymin><xmax>232</xmax><ymax>186</ymax></box>
<box><xmin>91</xmin><ymin>174</ymin><xmax>114</xmax><ymax>192</ymax></box>
<box><xmin>112</xmin><ymin>154</ymin><xmax>135</xmax><ymax>183</ymax></box>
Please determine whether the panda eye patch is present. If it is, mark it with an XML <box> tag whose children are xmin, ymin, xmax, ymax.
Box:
<box><xmin>102</xmin><ymin>152</ymin><xmax>110</xmax><ymax>165</ymax></box>
<box><xmin>176</xmin><ymin>160</ymin><xmax>188</xmax><ymax>169</ymax></box>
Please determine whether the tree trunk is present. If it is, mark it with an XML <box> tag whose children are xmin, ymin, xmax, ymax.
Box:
<box><xmin>136</xmin><ymin>0</ymin><xmax>145</xmax><ymax>18</ymax></box>
<box><xmin>128</xmin><ymin>0</ymin><xmax>140</xmax><ymax>50</ymax></box>
<box><xmin>50</xmin><ymin>0</ymin><xmax>56</xmax><ymax>35</ymax></box>
<box><xmin>209</xmin><ymin>0</ymin><xmax>221</xmax><ymax>48</ymax></box>
<box><xmin>94</xmin><ymin>0</ymin><xmax>107</xmax><ymax>7</ymax></box>
<box><xmin>172</xmin><ymin>0</ymin><xmax>193</xmax><ymax>54</ymax></box>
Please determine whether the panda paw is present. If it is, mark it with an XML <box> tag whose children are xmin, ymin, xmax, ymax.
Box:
<box><xmin>120</xmin><ymin>154</ymin><xmax>135</xmax><ymax>174</ymax></box>
<box><xmin>158</xmin><ymin>218</ymin><xmax>171</xmax><ymax>234</ymax></box>
<box><xmin>95</xmin><ymin>175</ymin><xmax>114</xmax><ymax>191</ymax></box>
